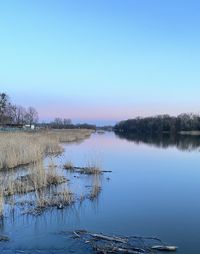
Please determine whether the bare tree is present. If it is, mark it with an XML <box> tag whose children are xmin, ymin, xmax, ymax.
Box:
<box><xmin>15</xmin><ymin>106</ymin><xmax>27</xmax><ymax>124</ymax></box>
<box><xmin>25</xmin><ymin>107</ymin><xmax>38</xmax><ymax>125</ymax></box>
<box><xmin>53</xmin><ymin>117</ymin><xmax>63</xmax><ymax>126</ymax></box>
<box><xmin>63</xmin><ymin>118</ymin><xmax>72</xmax><ymax>125</ymax></box>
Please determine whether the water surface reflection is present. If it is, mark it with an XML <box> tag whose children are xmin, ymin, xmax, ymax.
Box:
<box><xmin>0</xmin><ymin>132</ymin><xmax>200</xmax><ymax>254</ymax></box>
<box><xmin>115</xmin><ymin>131</ymin><xmax>200</xmax><ymax>151</ymax></box>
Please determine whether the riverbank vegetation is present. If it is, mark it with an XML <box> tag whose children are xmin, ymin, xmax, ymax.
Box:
<box><xmin>0</xmin><ymin>161</ymin><xmax>72</xmax><ymax>216</ymax></box>
<box><xmin>3</xmin><ymin>165</ymin><xmax>67</xmax><ymax>197</ymax></box>
<box><xmin>115</xmin><ymin>113</ymin><xmax>200</xmax><ymax>134</ymax></box>
<box><xmin>0</xmin><ymin>129</ymin><xmax>93</xmax><ymax>170</ymax></box>
<box><xmin>0</xmin><ymin>156</ymin><xmax>106</xmax><ymax>216</ymax></box>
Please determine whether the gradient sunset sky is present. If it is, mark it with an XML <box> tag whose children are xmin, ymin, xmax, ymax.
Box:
<box><xmin>1</xmin><ymin>0</ymin><xmax>200</xmax><ymax>125</ymax></box>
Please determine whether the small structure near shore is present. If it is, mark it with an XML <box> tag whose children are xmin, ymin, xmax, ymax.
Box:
<box><xmin>23</xmin><ymin>124</ymin><xmax>35</xmax><ymax>130</ymax></box>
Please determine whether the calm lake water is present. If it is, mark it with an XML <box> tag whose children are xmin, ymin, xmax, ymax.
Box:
<box><xmin>0</xmin><ymin>132</ymin><xmax>200</xmax><ymax>253</ymax></box>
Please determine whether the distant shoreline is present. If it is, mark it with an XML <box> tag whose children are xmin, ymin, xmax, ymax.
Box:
<box><xmin>179</xmin><ymin>131</ymin><xmax>200</xmax><ymax>136</ymax></box>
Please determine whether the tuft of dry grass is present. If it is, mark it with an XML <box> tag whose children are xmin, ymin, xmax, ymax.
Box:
<box><xmin>34</xmin><ymin>188</ymin><xmax>73</xmax><ymax>214</ymax></box>
<box><xmin>83</xmin><ymin>166</ymin><xmax>102</xmax><ymax>175</ymax></box>
<box><xmin>84</xmin><ymin>158</ymin><xmax>102</xmax><ymax>175</ymax></box>
<box><xmin>63</xmin><ymin>161</ymin><xmax>74</xmax><ymax>170</ymax></box>
<box><xmin>63</xmin><ymin>157</ymin><xmax>102</xmax><ymax>175</ymax></box>
<box><xmin>52</xmin><ymin>189</ymin><xmax>73</xmax><ymax>206</ymax></box>
<box><xmin>63</xmin><ymin>165</ymin><xmax>102</xmax><ymax>175</ymax></box>
<box><xmin>0</xmin><ymin>129</ymin><xmax>93</xmax><ymax>170</ymax></box>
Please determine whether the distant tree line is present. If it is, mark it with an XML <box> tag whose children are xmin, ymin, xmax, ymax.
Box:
<box><xmin>114</xmin><ymin>114</ymin><xmax>200</xmax><ymax>134</ymax></box>
<box><xmin>0</xmin><ymin>92</ymin><xmax>38</xmax><ymax>125</ymax></box>
<box><xmin>39</xmin><ymin>117</ymin><xmax>96</xmax><ymax>130</ymax></box>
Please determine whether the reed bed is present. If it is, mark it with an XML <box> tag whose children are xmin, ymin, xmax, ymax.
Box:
<box><xmin>0</xmin><ymin>129</ymin><xmax>93</xmax><ymax>170</ymax></box>
<box><xmin>63</xmin><ymin>158</ymin><xmax>102</xmax><ymax>175</ymax></box>
<box><xmin>47</xmin><ymin>129</ymin><xmax>93</xmax><ymax>143</ymax></box>
<box><xmin>0</xmin><ymin>161</ymin><xmax>71</xmax><ymax>216</ymax></box>
<box><xmin>0</xmin><ymin>129</ymin><xmax>102</xmax><ymax>217</ymax></box>
<box><xmin>3</xmin><ymin>163</ymin><xmax>67</xmax><ymax>196</ymax></box>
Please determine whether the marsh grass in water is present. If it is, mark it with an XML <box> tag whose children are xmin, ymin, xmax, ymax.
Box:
<box><xmin>63</xmin><ymin>161</ymin><xmax>74</xmax><ymax>170</ymax></box>
<box><xmin>3</xmin><ymin>163</ymin><xmax>67</xmax><ymax>197</ymax></box>
<box><xmin>0</xmin><ymin>159</ymin><xmax>104</xmax><ymax>216</ymax></box>
<box><xmin>33</xmin><ymin>188</ymin><xmax>74</xmax><ymax>215</ymax></box>
<box><xmin>63</xmin><ymin>158</ymin><xmax>102</xmax><ymax>175</ymax></box>
<box><xmin>0</xmin><ymin>135</ymin><xmax>107</xmax><ymax>218</ymax></box>
<box><xmin>0</xmin><ymin>161</ymin><xmax>70</xmax><ymax>216</ymax></box>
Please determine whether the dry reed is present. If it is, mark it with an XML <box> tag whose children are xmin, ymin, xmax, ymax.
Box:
<box><xmin>34</xmin><ymin>187</ymin><xmax>73</xmax><ymax>214</ymax></box>
<box><xmin>63</xmin><ymin>161</ymin><xmax>74</xmax><ymax>170</ymax></box>
<box><xmin>4</xmin><ymin>163</ymin><xmax>67</xmax><ymax>196</ymax></box>
<box><xmin>0</xmin><ymin>129</ymin><xmax>93</xmax><ymax>170</ymax></box>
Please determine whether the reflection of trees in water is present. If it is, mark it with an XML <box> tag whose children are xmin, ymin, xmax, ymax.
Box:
<box><xmin>115</xmin><ymin>132</ymin><xmax>200</xmax><ymax>151</ymax></box>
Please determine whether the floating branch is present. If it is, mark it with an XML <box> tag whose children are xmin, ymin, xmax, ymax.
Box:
<box><xmin>67</xmin><ymin>230</ymin><xmax>178</xmax><ymax>253</ymax></box>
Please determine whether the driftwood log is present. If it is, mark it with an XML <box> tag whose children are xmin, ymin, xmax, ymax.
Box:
<box><xmin>68</xmin><ymin>230</ymin><xmax>178</xmax><ymax>253</ymax></box>
<box><xmin>0</xmin><ymin>235</ymin><xmax>9</xmax><ymax>241</ymax></box>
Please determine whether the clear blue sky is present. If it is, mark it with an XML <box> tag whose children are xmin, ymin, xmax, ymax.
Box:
<box><xmin>1</xmin><ymin>0</ymin><xmax>200</xmax><ymax>125</ymax></box>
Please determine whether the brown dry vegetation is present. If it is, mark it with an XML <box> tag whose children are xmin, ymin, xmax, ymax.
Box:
<box><xmin>0</xmin><ymin>129</ymin><xmax>104</xmax><ymax>217</ymax></box>
<box><xmin>83</xmin><ymin>166</ymin><xmax>102</xmax><ymax>175</ymax></box>
<box><xmin>0</xmin><ymin>161</ymin><xmax>72</xmax><ymax>216</ymax></box>
<box><xmin>90</xmin><ymin>175</ymin><xmax>101</xmax><ymax>200</ymax></box>
<box><xmin>63</xmin><ymin>157</ymin><xmax>102</xmax><ymax>175</ymax></box>
<box><xmin>63</xmin><ymin>165</ymin><xmax>102</xmax><ymax>175</ymax></box>
<box><xmin>3</xmin><ymin>163</ymin><xmax>67</xmax><ymax>196</ymax></box>
<box><xmin>48</xmin><ymin>129</ymin><xmax>94</xmax><ymax>142</ymax></box>
<box><xmin>63</xmin><ymin>161</ymin><xmax>74</xmax><ymax>170</ymax></box>
<box><xmin>0</xmin><ymin>129</ymin><xmax>93</xmax><ymax>170</ymax></box>
<box><xmin>35</xmin><ymin>188</ymin><xmax>73</xmax><ymax>213</ymax></box>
